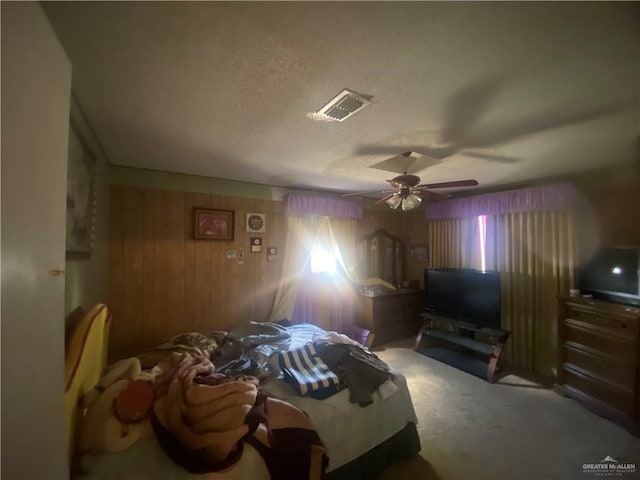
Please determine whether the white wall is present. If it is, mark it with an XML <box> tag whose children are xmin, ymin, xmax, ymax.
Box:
<box><xmin>1</xmin><ymin>2</ymin><xmax>72</xmax><ymax>477</ymax></box>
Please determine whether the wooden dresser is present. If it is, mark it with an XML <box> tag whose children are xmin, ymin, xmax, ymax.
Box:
<box><xmin>555</xmin><ymin>296</ymin><xmax>640</xmax><ymax>433</ymax></box>
<box><xmin>355</xmin><ymin>289</ymin><xmax>423</xmax><ymax>348</ymax></box>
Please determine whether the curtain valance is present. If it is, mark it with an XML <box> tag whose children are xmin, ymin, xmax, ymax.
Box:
<box><xmin>425</xmin><ymin>183</ymin><xmax>580</xmax><ymax>220</ymax></box>
<box><xmin>285</xmin><ymin>194</ymin><xmax>363</xmax><ymax>219</ymax></box>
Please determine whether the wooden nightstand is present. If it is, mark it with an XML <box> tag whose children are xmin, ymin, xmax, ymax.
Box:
<box><xmin>355</xmin><ymin>289</ymin><xmax>423</xmax><ymax>348</ymax></box>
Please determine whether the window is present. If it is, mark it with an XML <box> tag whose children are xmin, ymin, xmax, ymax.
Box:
<box><xmin>478</xmin><ymin>214</ymin><xmax>487</xmax><ymax>271</ymax></box>
<box><xmin>310</xmin><ymin>247</ymin><xmax>337</xmax><ymax>275</ymax></box>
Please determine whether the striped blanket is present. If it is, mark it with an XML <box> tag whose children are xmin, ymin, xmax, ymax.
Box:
<box><xmin>279</xmin><ymin>343</ymin><xmax>341</xmax><ymax>399</ymax></box>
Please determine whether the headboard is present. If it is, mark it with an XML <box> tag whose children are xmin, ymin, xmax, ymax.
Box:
<box><xmin>64</xmin><ymin>303</ymin><xmax>112</xmax><ymax>464</ymax></box>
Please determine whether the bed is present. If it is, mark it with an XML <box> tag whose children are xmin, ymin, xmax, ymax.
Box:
<box><xmin>65</xmin><ymin>304</ymin><xmax>421</xmax><ymax>479</ymax></box>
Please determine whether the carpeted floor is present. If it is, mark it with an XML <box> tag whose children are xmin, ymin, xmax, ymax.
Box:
<box><xmin>374</xmin><ymin>338</ymin><xmax>640</xmax><ymax>480</ymax></box>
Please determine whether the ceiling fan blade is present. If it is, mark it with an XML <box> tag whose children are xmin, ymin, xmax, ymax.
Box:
<box><xmin>342</xmin><ymin>191</ymin><xmax>381</xmax><ymax>197</ymax></box>
<box><xmin>342</xmin><ymin>188</ymin><xmax>395</xmax><ymax>197</ymax></box>
<box><xmin>417</xmin><ymin>179</ymin><xmax>479</xmax><ymax>189</ymax></box>
<box><xmin>417</xmin><ymin>190</ymin><xmax>450</xmax><ymax>200</ymax></box>
<box><xmin>375</xmin><ymin>192</ymin><xmax>398</xmax><ymax>205</ymax></box>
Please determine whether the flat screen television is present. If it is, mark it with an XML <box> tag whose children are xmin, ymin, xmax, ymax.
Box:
<box><xmin>424</xmin><ymin>268</ymin><xmax>501</xmax><ymax>330</ymax></box>
<box><xmin>578</xmin><ymin>246</ymin><xmax>640</xmax><ymax>306</ymax></box>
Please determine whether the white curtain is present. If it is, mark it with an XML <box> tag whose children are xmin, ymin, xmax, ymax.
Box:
<box><xmin>268</xmin><ymin>216</ymin><xmax>358</xmax><ymax>330</ymax></box>
<box><xmin>268</xmin><ymin>215</ymin><xmax>322</xmax><ymax>323</ymax></box>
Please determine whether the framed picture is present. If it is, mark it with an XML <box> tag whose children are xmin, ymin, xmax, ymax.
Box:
<box><xmin>246</xmin><ymin>213</ymin><xmax>266</xmax><ymax>233</ymax></box>
<box><xmin>409</xmin><ymin>245</ymin><xmax>429</xmax><ymax>263</ymax></box>
<box><xmin>66</xmin><ymin>122</ymin><xmax>97</xmax><ymax>255</ymax></box>
<box><xmin>250</xmin><ymin>237</ymin><xmax>263</xmax><ymax>253</ymax></box>
<box><xmin>193</xmin><ymin>208</ymin><xmax>234</xmax><ymax>240</ymax></box>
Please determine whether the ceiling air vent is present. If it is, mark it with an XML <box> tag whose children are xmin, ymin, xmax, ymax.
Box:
<box><xmin>308</xmin><ymin>89</ymin><xmax>371</xmax><ymax>122</ymax></box>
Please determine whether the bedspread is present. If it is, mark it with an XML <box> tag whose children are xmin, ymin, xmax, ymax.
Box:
<box><xmin>73</xmin><ymin>320</ymin><xmax>419</xmax><ymax>479</ymax></box>
<box><xmin>151</xmin><ymin>353</ymin><xmax>326</xmax><ymax>480</ymax></box>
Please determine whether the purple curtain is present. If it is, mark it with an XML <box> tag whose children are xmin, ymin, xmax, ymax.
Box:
<box><xmin>426</xmin><ymin>183</ymin><xmax>580</xmax><ymax>220</ymax></box>
<box><xmin>285</xmin><ymin>194</ymin><xmax>363</xmax><ymax>219</ymax></box>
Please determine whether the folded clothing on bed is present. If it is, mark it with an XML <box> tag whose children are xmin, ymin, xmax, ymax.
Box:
<box><xmin>317</xmin><ymin>343</ymin><xmax>393</xmax><ymax>406</ymax></box>
<box><xmin>279</xmin><ymin>343</ymin><xmax>343</xmax><ymax>400</ymax></box>
<box><xmin>279</xmin><ymin>342</ymin><xmax>393</xmax><ymax>406</ymax></box>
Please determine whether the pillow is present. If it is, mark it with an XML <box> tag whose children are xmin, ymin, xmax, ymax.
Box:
<box><xmin>136</xmin><ymin>331</ymin><xmax>227</xmax><ymax>369</ymax></box>
<box><xmin>113</xmin><ymin>380</ymin><xmax>155</xmax><ymax>424</ymax></box>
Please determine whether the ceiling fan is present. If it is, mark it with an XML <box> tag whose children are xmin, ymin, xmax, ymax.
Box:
<box><xmin>342</xmin><ymin>152</ymin><xmax>478</xmax><ymax>211</ymax></box>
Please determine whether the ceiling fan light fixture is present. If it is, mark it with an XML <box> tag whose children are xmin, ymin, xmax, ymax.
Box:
<box><xmin>402</xmin><ymin>194</ymin><xmax>422</xmax><ymax>211</ymax></box>
<box><xmin>386</xmin><ymin>194</ymin><xmax>402</xmax><ymax>209</ymax></box>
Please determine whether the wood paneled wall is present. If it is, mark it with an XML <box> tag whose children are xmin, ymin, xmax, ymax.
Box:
<box><xmin>109</xmin><ymin>185</ymin><xmax>414</xmax><ymax>359</ymax></box>
<box><xmin>109</xmin><ymin>185</ymin><xmax>286</xmax><ymax>359</ymax></box>
<box><xmin>572</xmin><ymin>165</ymin><xmax>640</xmax><ymax>263</ymax></box>
<box><xmin>109</xmin><ymin>169</ymin><xmax>638</xmax><ymax>359</ymax></box>
<box><xmin>357</xmin><ymin>209</ymin><xmax>405</xmax><ymax>238</ymax></box>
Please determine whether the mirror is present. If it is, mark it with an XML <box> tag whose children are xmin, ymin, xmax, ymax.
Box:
<box><xmin>357</xmin><ymin>229</ymin><xmax>405</xmax><ymax>287</ymax></box>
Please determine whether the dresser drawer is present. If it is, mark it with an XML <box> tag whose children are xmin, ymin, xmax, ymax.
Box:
<box><xmin>565</xmin><ymin>324</ymin><xmax>636</xmax><ymax>362</ymax></box>
<box><xmin>563</xmin><ymin>368</ymin><xmax>635</xmax><ymax>416</ymax></box>
<box><xmin>567</xmin><ymin>306</ymin><xmax>638</xmax><ymax>339</ymax></box>
<box><xmin>372</xmin><ymin>299</ymin><xmax>400</xmax><ymax>316</ymax></box>
<box><xmin>564</xmin><ymin>345</ymin><xmax>636</xmax><ymax>390</ymax></box>
<box><xmin>558</xmin><ymin>297</ymin><xmax>640</xmax><ymax>432</ymax></box>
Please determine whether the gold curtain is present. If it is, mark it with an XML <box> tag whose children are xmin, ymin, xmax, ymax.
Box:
<box><xmin>428</xmin><ymin>211</ymin><xmax>575</xmax><ymax>377</ymax></box>
<box><xmin>495</xmin><ymin>210</ymin><xmax>575</xmax><ymax>377</ymax></box>
<box><xmin>427</xmin><ymin>217</ymin><xmax>485</xmax><ymax>269</ymax></box>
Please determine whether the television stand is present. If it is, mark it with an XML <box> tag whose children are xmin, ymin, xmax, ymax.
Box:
<box><xmin>414</xmin><ymin>312</ymin><xmax>510</xmax><ymax>383</ymax></box>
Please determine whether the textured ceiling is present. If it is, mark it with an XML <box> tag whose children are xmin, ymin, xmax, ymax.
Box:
<box><xmin>44</xmin><ymin>2</ymin><xmax>639</xmax><ymax>197</ymax></box>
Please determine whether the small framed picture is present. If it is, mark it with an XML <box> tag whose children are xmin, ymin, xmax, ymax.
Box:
<box><xmin>409</xmin><ymin>245</ymin><xmax>429</xmax><ymax>263</ymax></box>
<box><xmin>250</xmin><ymin>237</ymin><xmax>263</xmax><ymax>253</ymax></box>
<box><xmin>246</xmin><ymin>213</ymin><xmax>266</xmax><ymax>233</ymax></box>
<box><xmin>193</xmin><ymin>208</ymin><xmax>234</xmax><ymax>240</ymax></box>
<box><xmin>267</xmin><ymin>246</ymin><xmax>278</xmax><ymax>262</ymax></box>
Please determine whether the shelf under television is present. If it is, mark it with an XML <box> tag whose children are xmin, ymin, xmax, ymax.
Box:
<box><xmin>418</xmin><ymin>311</ymin><xmax>508</xmax><ymax>338</ymax></box>
<box><xmin>423</xmin><ymin>328</ymin><xmax>496</xmax><ymax>355</ymax></box>
<box><xmin>417</xmin><ymin>346</ymin><xmax>493</xmax><ymax>380</ymax></box>
<box><xmin>414</xmin><ymin>311</ymin><xmax>510</xmax><ymax>383</ymax></box>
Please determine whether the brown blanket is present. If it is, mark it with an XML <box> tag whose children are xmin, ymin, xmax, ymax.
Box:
<box><xmin>151</xmin><ymin>353</ymin><xmax>326</xmax><ymax>479</ymax></box>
